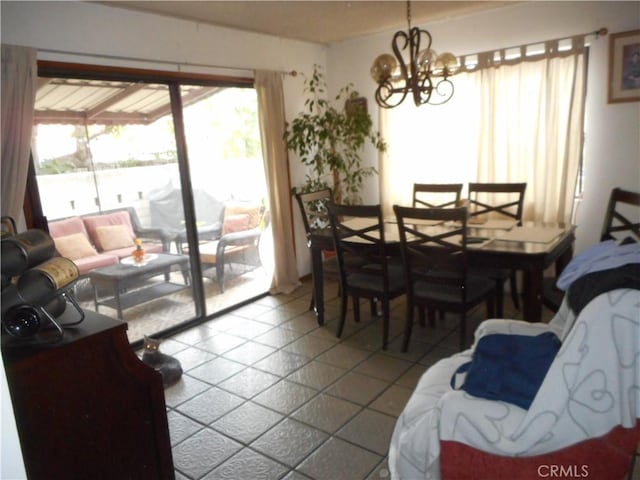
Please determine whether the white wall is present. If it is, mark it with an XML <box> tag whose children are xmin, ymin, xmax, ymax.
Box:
<box><xmin>327</xmin><ymin>1</ymin><xmax>640</xmax><ymax>253</ymax></box>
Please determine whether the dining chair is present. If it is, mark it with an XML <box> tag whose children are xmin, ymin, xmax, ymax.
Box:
<box><xmin>413</xmin><ymin>183</ymin><xmax>463</xmax><ymax>209</ymax></box>
<box><xmin>327</xmin><ymin>202</ymin><xmax>405</xmax><ymax>350</ymax></box>
<box><xmin>394</xmin><ymin>205</ymin><xmax>496</xmax><ymax>351</ymax></box>
<box><xmin>294</xmin><ymin>188</ymin><xmax>336</xmax><ymax>312</ymax></box>
<box><xmin>468</xmin><ymin>182</ymin><xmax>527</xmax><ymax>222</ymax></box>
<box><xmin>544</xmin><ymin>187</ymin><xmax>640</xmax><ymax>312</ymax></box>
<box><xmin>412</xmin><ymin>183</ymin><xmax>464</xmax><ymax>325</ymax></box>
<box><xmin>600</xmin><ymin>187</ymin><xmax>640</xmax><ymax>242</ymax></box>
<box><xmin>468</xmin><ymin>182</ymin><xmax>527</xmax><ymax>316</ymax></box>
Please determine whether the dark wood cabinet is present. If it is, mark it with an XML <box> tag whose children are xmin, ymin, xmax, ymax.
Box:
<box><xmin>2</xmin><ymin>311</ymin><xmax>174</xmax><ymax>479</ymax></box>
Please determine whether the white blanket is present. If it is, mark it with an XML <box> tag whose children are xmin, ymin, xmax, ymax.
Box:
<box><xmin>388</xmin><ymin>289</ymin><xmax>640</xmax><ymax>480</ymax></box>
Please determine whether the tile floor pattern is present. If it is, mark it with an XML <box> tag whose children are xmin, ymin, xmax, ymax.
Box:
<box><xmin>155</xmin><ymin>279</ymin><xmax>639</xmax><ymax>480</ymax></box>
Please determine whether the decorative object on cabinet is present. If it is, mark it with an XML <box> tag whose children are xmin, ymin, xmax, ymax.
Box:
<box><xmin>1</xmin><ymin>226</ymin><xmax>84</xmax><ymax>344</ymax></box>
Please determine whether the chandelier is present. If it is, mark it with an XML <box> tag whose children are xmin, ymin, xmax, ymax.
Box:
<box><xmin>371</xmin><ymin>0</ymin><xmax>458</xmax><ymax>108</ymax></box>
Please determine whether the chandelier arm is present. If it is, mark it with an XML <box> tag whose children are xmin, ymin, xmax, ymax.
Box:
<box><xmin>375</xmin><ymin>78</ymin><xmax>409</xmax><ymax>108</ymax></box>
<box><xmin>391</xmin><ymin>30</ymin><xmax>410</xmax><ymax>89</ymax></box>
<box><xmin>416</xmin><ymin>72</ymin><xmax>434</xmax><ymax>105</ymax></box>
<box><xmin>427</xmin><ymin>78</ymin><xmax>455</xmax><ymax>106</ymax></box>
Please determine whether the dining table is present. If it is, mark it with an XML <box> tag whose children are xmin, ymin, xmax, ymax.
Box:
<box><xmin>306</xmin><ymin>217</ymin><xmax>575</xmax><ymax>325</ymax></box>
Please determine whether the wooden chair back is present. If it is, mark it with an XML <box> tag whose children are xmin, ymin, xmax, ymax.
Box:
<box><xmin>327</xmin><ymin>203</ymin><xmax>389</xmax><ymax>288</ymax></box>
<box><xmin>468</xmin><ymin>182</ymin><xmax>526</xmax><ymax>223</ymax></box>
<box><xmin>600</xmin><ymin>187</ymin><xmax>640</xmax><ymax>242</ymax></box>
<box><xmin>394</xmin><ymin>206</ymin><xmax>469</xmax><ymax>296</ymax></box>
<box><xmin>294</xmin><ymin>188</ymin><xmax>333</xmax><ymax>236</ymax></box>
<box><xmin>412</xmin><ymin>183</ymin><xmax>463</xmax><ymax>209</ymax></box>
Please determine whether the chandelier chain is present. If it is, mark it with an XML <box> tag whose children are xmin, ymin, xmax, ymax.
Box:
<box><xmin>406</xmin><ymin>0</ymin><xmax>412</xmax><ymax>30</ymax></box>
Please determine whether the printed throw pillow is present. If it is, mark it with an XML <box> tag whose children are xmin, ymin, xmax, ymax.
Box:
<box><xmin>95</xmin><ymin>225</ymin><xmax>135</xmax><ymax>251</ymax></box>
<box><xmin>53</xmin><ymin>233</ymin><xmax>98</xmax><ymax>261</ymax></box>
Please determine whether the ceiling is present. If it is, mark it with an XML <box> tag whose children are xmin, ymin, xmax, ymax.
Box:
<box><xmin>97</xmin><ymin>1</ymin><xmax>512</xmax><ymax>45</ymax></box>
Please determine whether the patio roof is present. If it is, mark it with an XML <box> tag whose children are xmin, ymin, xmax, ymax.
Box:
<box><xmin>34</xmin><ymin>77</ymin><xmax>221</xmax><ymax>125</ymax></box>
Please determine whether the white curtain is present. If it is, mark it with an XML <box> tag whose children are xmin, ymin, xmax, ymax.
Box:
<box><xmin>1</xmin><ymin>45</ymin><xmax>37</xmax><ymax>223</ymax></box>
<box><xmin>255</xmin><ymin>70</ymin><xmax>301</xmax><ymax>294</ymax></box>
<box><xmin>477</xmin><ymin>53</ymin><xmax>586</xmax><ymax>222</ymax></box>
<box><xmin>381</xmin><ymin>47</ymin><xmax>586</xmax><ymax>224</ymax></box>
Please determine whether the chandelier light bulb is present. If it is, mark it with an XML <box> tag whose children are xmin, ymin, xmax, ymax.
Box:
<box><xmin>371</xmin><ymin>54</ymin><xmax>398</xmax><ymax>83</ymax></box>
<box><xmin>434</xmin><ymin>52</ymin><xmax>459</xmax><ymax>76</ymax></box>
<box><xmin>417</xmin><ymin>48</ymin><xmax>437</xmax><ymax>73</ymax></box>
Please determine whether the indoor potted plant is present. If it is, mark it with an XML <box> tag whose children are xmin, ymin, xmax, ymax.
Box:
<box><xmin>284</xmin><ymin>64</ymin><xmax>386</xmax><ymax>205</ymax></box>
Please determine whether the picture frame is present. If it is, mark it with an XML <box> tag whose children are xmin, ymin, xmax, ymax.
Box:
<box><xmin>608</xmin><ymin>29</ymin><xmax>640</xmax><ymax>103</ymax></box>
<box><xmin>345</xmin><ymin>96</ymin><xmax>368</xmax><ymax>117</ymax></box>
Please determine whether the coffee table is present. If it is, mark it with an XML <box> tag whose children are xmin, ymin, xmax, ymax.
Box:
<box><xmin>88</xmin><ymin>253</ymin><xmax>190</xmax><ymax>320</ymax></box>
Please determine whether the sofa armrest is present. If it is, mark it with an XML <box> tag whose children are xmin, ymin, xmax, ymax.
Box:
<box><xmin>218</xmin><ymin>227</ymin><xmax>261</xmax><ymax>248</ymax></box>
<box><xmin>215</xmin><ymin>228</ymin><xmax>261</xmax><ymax>270</ymax></box>
<box><xmin>173</xmin><ymin>223</ymin><xmax>223</xmax><ymax>254</ymax></box>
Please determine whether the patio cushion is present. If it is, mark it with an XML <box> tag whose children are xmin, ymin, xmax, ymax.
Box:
<box><xmin>95</xmin><ymin>225</ymin><xmax>134</xmax><ymax>251</ymax></box>
<box><xmin>83</xmin><ymin>211</ymin><xmax>135</xmax><ymax>251</ymax></box>
<box><xmin>223</xmin><ymin>202</ymin><xmax>261</xmax><ymax>232</ymax></box>
<box><xmin>48</xmin><ymin>216</ymin><xmax>90</xmax><ymax>241</ymax></box>
<box><xmin>53</xmin><ymin>233</ymin><xmax>98</xmax><ymax>261</ymax></box>
<box><xmin>73</xmin><ymin>253</ymin><xmax>119</xmax><ymax>275</ymax></box>
<box><xmin>222</xmin><ymin>213</ymin><xmax>251</xmax><ymax>234</ymax></box>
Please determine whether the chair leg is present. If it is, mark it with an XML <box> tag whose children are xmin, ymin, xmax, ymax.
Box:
<box><xmin>337</xmin><ymin>295</ymin><xmax>348</xmax><ymax>338</ymax></box>
<box><xmin>308</xmin><ymin>291</ymin><xmax>315</xmax><ymax>311</ymax></box>
<box><xmin>495</xmin><ymin>279</ymin><xmax>504</xmax><ymax>318</ymax></box>
<box><xmin>382</xmin><ymin>300</ymin><xmax>390</xmax><ymax>350</ymax></box>
<box><xmin>353</xmin><ymin>296</ymin><xmax>361</xmax><ymax>322</ymax></box>
<box><xmin>370</xmin><ymin>298</ymin><xmax>378</xmax><ymax>317</ymax></box>
<box><xmin>428</xmin><ymin>309</ymin><xmax>437</xmax><ymax>327</ymax></box>
<box><xmin>486</xmin><ymin>296</ymin><xmax>495</xmax><ymax>318</ymax></box>
<box><xmin>459</xmin><ymin>312</ymin><xmax>467</xmax><ymax>351</ymax></box>
<box><xmin>402</xmin><ymin>303</ymin><xmax>414</xmax><ymax>352</ymax></box>
<box><xmin>510</xmin><ymin>272</ymin><xmax>520</xmax><ymax>310</ymax></box>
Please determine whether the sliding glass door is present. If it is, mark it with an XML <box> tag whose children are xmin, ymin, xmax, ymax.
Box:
<box><xmin>31</xmin><ymin>67</ymin><xmax>272</xmax><ymax>343</ymax></box>
<box><xmin>179</xmin><ymin>86</ymin><xmax>272</xmax><ymax>315</ymax></box>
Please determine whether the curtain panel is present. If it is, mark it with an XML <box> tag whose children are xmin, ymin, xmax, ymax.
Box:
<box><xmin>381</xmin><ymin>43</ymin><xmax>586</xmax><ymax>224</ymax></box>
<box><xmin>1</xmin><ymin>45</ymin><xmax>37</xmax><ymax>223</ymax></box>
<box><xmin>255</xmin><ymin>70</ymin><xmax>301</xmax><ymax>294</ymax></box>
<box><xmin>476</xmin><ymin>52</ymin><xmax>586</xmax><ymax>222</ymax></box>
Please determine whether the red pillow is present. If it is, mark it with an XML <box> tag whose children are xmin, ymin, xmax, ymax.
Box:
<box><xmin>222</xmin><ymin>213</ymin><xmax>251</xmax><ymax>235</ymax></box>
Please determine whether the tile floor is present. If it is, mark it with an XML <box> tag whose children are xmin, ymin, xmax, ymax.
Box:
<box><xmin>153</xmin><ymin>279</ymin><xmax>638</xmax><ymax>480</ymax></box>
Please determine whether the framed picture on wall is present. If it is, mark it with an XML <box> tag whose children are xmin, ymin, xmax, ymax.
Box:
<box><xmin>608</xmin><ymin>29</ymin><xmax>640</xmax><ymax>103</ymax></box>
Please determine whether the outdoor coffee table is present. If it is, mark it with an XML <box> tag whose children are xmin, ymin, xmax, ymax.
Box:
<box><xmin>88</xmin><ymin>253</ymin><xmax>191</xmax><ymax>320</ymax></box>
